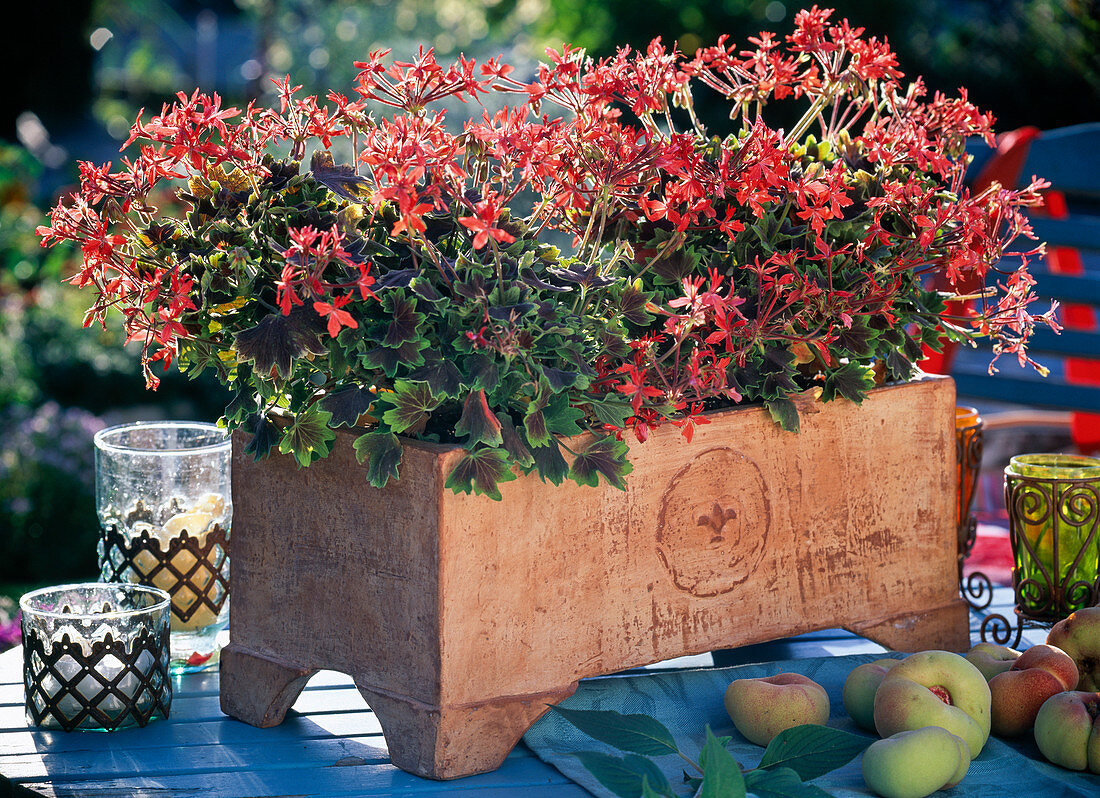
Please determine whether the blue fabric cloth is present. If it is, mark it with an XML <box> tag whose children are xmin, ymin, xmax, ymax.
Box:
<box><xmin>522</xmin><ymin>653</ymin><xmax>1100</xmax><ymax>797</ymax></box>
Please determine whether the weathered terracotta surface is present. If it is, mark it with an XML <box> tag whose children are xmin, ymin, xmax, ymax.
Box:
<box><xmin>220</xmin><ymin>375</ymin><xmax>968</xmax><ymax>779</ymax></box>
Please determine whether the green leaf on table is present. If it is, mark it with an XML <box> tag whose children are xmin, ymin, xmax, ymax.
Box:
<box><xmin>573</xmin><ymin>751</ymin><xmax>675</xmax><ymax>798</ymax></box>
<box><xmin>743</xmin><ymin>767</ymin><xmax>833</xmax><ymax>798</ymax></box>
<box><xmin>697</xmin><ymin>726</ymin><xmax>746</xmax><ymax>798</ymax></box>
<box><xmin>320</xmin><ymin>385</ymin><xmax>376</xmax><ymax>427</ymax></box>
<box><xmin>821</xmin><ymin>362</ymin><xmax>873</xmax><ymax>404</ymax></box>
<box><xmin>352</xmin><ymin>431</ymin><xmax>403</xmax><ymax>487</ymax></box>
<box><xmin>278</xmin><ymin>404</ymin><xmax>336</xmax><ymax>467</ymax></box>
<box><xmin>444</xmin><ymin>447</ymin><xmax>517</xmax><ymax>500</ymax></box>
<box><xmin>455</xmin><ymin>389</ymin><xmax>504</xmax><ymax>447</ymax></box>
<box><xmin>548</xmin><ymin>706</ymin><xmax>679</xmax><ymax>757</ymax></box>
<box><xmin>379</xmin><ymin>380</ymin><xmax>440</xmax><ymax>436</ymax></box>
<box><xmin>765</xmin><ymin>397</ymin><xmax>800</xmax><ymax>433</ymax></box>
<box><xmin>758</xmin><ymin>725</ymin><xmax>871</xmax><ymax>781</ymax></box>
<box><xmin>569</xmin><ymin>436</ymin><xmax>633</xmax><ymax>490</ymax></box>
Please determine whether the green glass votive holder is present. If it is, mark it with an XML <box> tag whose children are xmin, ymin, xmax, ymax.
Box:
<box><xmin>1004</xmin><ymin>454</ymin><xmax>1100</xmax><ymax>620</ymax></box>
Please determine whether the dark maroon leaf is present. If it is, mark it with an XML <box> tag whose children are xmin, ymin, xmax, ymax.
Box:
<box><xmin>374</xmin><ymin>269</ymin><xmax>416</xmax><ymax>289</ymax></box>
<box><xmin>408</xmin><ymin>353</ymin><xmax>463</xmax><ymax>396</ymax></box>
<box><xmin>454</xmin><ymin>389</ymin><xmax>503</xmax><ymax>447</ymax></box>
<box><xmin>541</xmin><ymin>366</ymin><xmax>583</xmax><ymax>393</ymax></box>
<box><xmin>364</xmin><ymin>338</ymin><xmax>428</xmax><ymax>376</ymax></box>
<box><xmin>569</xmin><ymin>436</ymin><xmax>633</xmax><ymax>490</ymax></box>
<box><xmin>243</xmin><ymin>413</ymin><xmax>279</xmax><ymax>461</ymax></box>
<box><xmin>310</xmin><ymin>151</ymin><xmax>372</xmax><ymax>202</ymax></box>
<box><xmin>497</xmin><ymin>412</ymin><xmax>534</xmax><ymax>468</ymax></box>
<box><xmin>321</xmin><ymin>385</ymin><xmax>377</xmax><ymax>427</ymax></box>
<box><xmin>234</xmin><ymin>306</ymin><xmax>326</xmax><ymax>377</ymax></box>
<box><xmin>464</xmin><ymin>353</ymin><xmax>499</xmax><ymax>392</ymax></box>
<box><xmin>382</xmin><ymin>293</ymin><xmax>425</xmax><ymax>348</ymax></box>
<box><xmin>444</xmin><ymin>447</ymin><xmax>517</xmax><ymax>501</ymax></box>
<box><xmin>530</xmin><ymin>439</ymin><xmax>569</xmax><ymax>485</ymax></box>
<box><xmin>615</xmin><ymin>284</ymin><xmax>656</xmax><ymax>326</ymax></box>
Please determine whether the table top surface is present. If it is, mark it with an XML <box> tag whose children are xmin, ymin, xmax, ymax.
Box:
<box><xmin>0</xmin><ymin>586</ymin><xmax>1050</xmax><ymax>798</ymax></box>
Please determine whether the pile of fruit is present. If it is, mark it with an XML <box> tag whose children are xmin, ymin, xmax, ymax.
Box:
<box><xmin>723</xmin><ymin>607</ymin><xmax>1100</xmax><ymax>797</ymax></box>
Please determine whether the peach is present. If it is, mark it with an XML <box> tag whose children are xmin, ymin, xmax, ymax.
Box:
<box><xmin>873</xmin><ymin>650</ymin><xmax>991</xmax><ymax>758</ymax></box>
<box><xmin>964</xmin><ymin>642</ymin><xmax>1021</xmax><ymax>681</ymax></box>
<box><xmin>842</xmin><ymin>658</ymin><xmax>902</xmax><ymax>731</ymax></box>
<box><xmin>1047</xmin><ymin>607</ymin><xmax>1100</xmax><ymax>691</ymax></box>
<box><xmin>1033</xmin><ymin>691</ymin><xmax>1100</xmax><ymax>773</ymax></box>
<box><xmin>861</xmin><ymin>727</ymin><xmax>970</xmax><ymax>798</ymax></box>
<box><xmin>724</xmin><ymin>672</ymin><xmax>830</xmax><ymax>746</ymax></box>
<box><xmin>989</xmin><ymin>644</ymin><xmax>1078</xmax><ymax>737</ymax></box>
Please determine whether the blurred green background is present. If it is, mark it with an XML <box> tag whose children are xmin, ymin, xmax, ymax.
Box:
<box><xmin>0</xmin><ymin>0</ymin><xmax>1097</xmax><ymax>620</ymax></box>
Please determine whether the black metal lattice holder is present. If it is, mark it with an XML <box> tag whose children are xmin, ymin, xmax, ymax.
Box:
<box><xmin>23</xmin><ymin>628</ymin><xmax>171</xmax><ymax>731</ymax></box>
<box><xmin>99</xmin><ymin>523</ymin><xmax>230</xmax><ymax>626</ymax></box>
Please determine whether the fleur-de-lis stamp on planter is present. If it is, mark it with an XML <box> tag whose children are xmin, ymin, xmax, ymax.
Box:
<box><xmin>656</xmin><ymin>448</ymin><xmax>770</xmax><ymax>597</ymax></box>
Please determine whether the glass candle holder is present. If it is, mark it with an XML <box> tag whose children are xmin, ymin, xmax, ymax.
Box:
<box><xmin>21</xmin><ymin>583</ymin><xmax>171</xmax><ymax>731</ymax></box>
<box><xmin>94</xmin><ymin>422</ymin><xmax>231</xmax><ymax>673</ymax></box>
<box><xmin>1004</xmin><ymin>454</ymin><xmax>1100</xmax><ymax>620</ymax></box>
<box><xmin>955</xmin><ymin>406</ymin><xmax>984</xmax><ymax>557</ymax></box>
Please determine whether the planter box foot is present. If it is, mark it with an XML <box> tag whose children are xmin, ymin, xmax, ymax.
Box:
<box><xmin>845</xmin><ymin>599</ymin><xmax>971</xmax><ymax>653</ymax></box>
<box><xmin>356</xmin><ymin>682</ymin><xmax>579</xmax><ymax>780</ymax></box>
<box><xmin>219</xmin><ymin>644</ymin><xmax>317</xmax><ymax>727</ymax></box>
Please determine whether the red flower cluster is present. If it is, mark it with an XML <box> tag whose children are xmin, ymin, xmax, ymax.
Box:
<box><xmin>38</xmin><ymin>5</ymin><xmax>1055</xmax><ymax>440</ymax></box>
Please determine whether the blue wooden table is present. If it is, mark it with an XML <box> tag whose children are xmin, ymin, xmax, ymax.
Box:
<box><xmin>0</xmin><ymin>588</ymin><xmax>1049</xmax><ymax>797</ymax></box>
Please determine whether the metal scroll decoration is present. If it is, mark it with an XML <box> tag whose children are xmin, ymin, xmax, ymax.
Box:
<box><xmin>980</xmin><ymin>471</ymin><xmax>1100</xmax><ymax>647</ymax></box>
<box><xmin>23</xmin><ymin>628</ymin><xmax>171</xmax><ymax>731</ymax></box>
<box><xmin>955</xmin><ymin>413</ymin><xmax>992</xmax><ymax>609</ymax></box>
<box><xmin>99</xmin><ymin>523</ymin><xmax>230</xmax><ymax>626</ymax></box>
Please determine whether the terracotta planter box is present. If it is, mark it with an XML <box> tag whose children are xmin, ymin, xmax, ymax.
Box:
<box><xmin>219</xmin><ymin>375</ymin><xmax>968</xmax><ymax>779</ymax></box>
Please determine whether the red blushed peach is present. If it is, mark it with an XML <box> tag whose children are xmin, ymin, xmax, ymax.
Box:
<box><xmin>989</xmin><ymin>645</ymin><xmax>1078</xmax><ymax>737</ymax></box>
<box><xmin>724</xmin><ymin>673</ymin><xmax>830</xmax><ymax>746</ymax></box>
<box><xmin>1034</xmin><ymin>691</ymin><xmax>1100</xmax><ymax>773</ymax></box>
<box><xmin>1047</xmin><ymin>608</ymin><xmax>1100</xmax><ymax>691</ymax></box>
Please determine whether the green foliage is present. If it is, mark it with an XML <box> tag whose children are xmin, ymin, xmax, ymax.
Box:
<box><xmin>552</xmin><ymin>705</ymin><xmax>872</xmax><ymax>798</ymax></box>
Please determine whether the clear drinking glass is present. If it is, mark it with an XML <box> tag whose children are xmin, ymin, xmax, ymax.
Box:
<box><xmin>21</xmin><ymin>583</ymin><xmax>172</xmax><ymax>731</ymax></box>
<box><xmin>94</xmin><ymin>421</ymin><xmax>231</xmax><ymax>672</ymax></box>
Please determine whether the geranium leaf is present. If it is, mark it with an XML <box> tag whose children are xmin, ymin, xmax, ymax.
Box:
<box><xmin>243</xmin><ymin>413</ymin><xmax>279</xmax><ymax>461</ymax></box>
<box><xmin>587</xmin><ymin>396</ymin><xmax>634</xmax><ymax>428</ymax></box>
<box><xmin>224</xmin><ymin>387</ymin><xmax>255</xmax><ymax>425</ymax></box>
<box><xmin>320</xmin><ymin>385</ymin><xmax>376</xmax><ymax>427</ymax></box>
<box><xmin>549</xmin><ymin>706</ymin><xmax>679</xmax><ymax>757</ymax></box>
<box><xmin>544</xmin><ymin>394</ymin><xmax>585</xmax><ymax>437</ymax></box>
<box><xmin>541</xmin><ymin>366</ymin><xmax>585</xmax><ymax>393</ymax></box>
<box><xmin>464</xmin><ymin>353</ymin><xmax>500</xmax><ymax>392</ymax></box>
<box><xmin>821</xmin><ymin>362</ymin><xmax>873</xmax><ymax>404</ymax></box>
<box><xmin>444</xmin><ymin>447</ymin><xmax>516</xmax><ymax>501</ymax></box>
<box><xmin>407</xmin><ymin>352</ymin><xmax>463</xmax><ymax>396</ymax></box>
<box><xmin>364</xmin><ymin>338</ymin><xmax>428</xmax><ymax>376</ymax></box>
<box><xmin>352</xmin><ymin>431</ymin><xmax>403</xmax><ymax>487</ymax></box>
<box><xmin>572</xmin><ymin>752</ymin><xmax>675</xmax><ymax>798</ymax></box>
<box><xmin>765</xmin><ymin>397</ymin><xmax>800</xmax><ymax>433</ymax></box>
<box><xmin>278</xmin><ymin>404</ymin><xmax>336</xmax><ymax>468</ymax></box>
<box><xmin>531</xmin><ymin>438</ymin><xmax>569</xmax><ymax>484</ymax></box>
<box><xmin>524</xmin><ymin>408</ymin><xmax>550</xmax><ymax>447</ymax></box>
<box><xmin>379</xmin><ymin>380</ymin><xmax>441</xmax><ymax>436</ymax></box>
<box><xmin>743</xmin><ymin>767</ymin><xmax>832</xmax><ymax>798</ymax></box>
<box><xmin>454</xmin><ymin>389</ymin><xmax>504</xmax><ymax>447</ymax></box>
<box><xmin>834</xmin><ymin>319</ymin><xmax>878</xmax><ymax>358</ymax></box>
<box><xmin>309</xmin><ymin>151</ymin><xmax>372</xmax><ymax>202</ymax></box>
<box><xmin>234</xmin><ymin>306</ymin><xmax>325</xmax><ymax>377</ymax></box>
<box><xmin>569</xmin><ymin>436</ymin><xmax>633</xmax><ymax>490</ymax></box>
<box><xmin>698</xmin><ymin>726</ymin><xmax>746</xmax><ymax>798</ymax></box>
<box><xmin>758</xmin><ymin>725</ymin><xmax>871</xmax><ymax>782</ymax></box>
<box><xmin>497</xmin><ymin>412</ymin><xmax>534</xmax><ymax>468</ymax></box>
<box><xmin>614</xmin><ymin>283</ymin><xmax>656</xmax><ymax>326</ymax></box>
<box><xmin>381</xmin><ymin>293</ymin><xmax>425</xmax><ymax>348</ymax></box>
